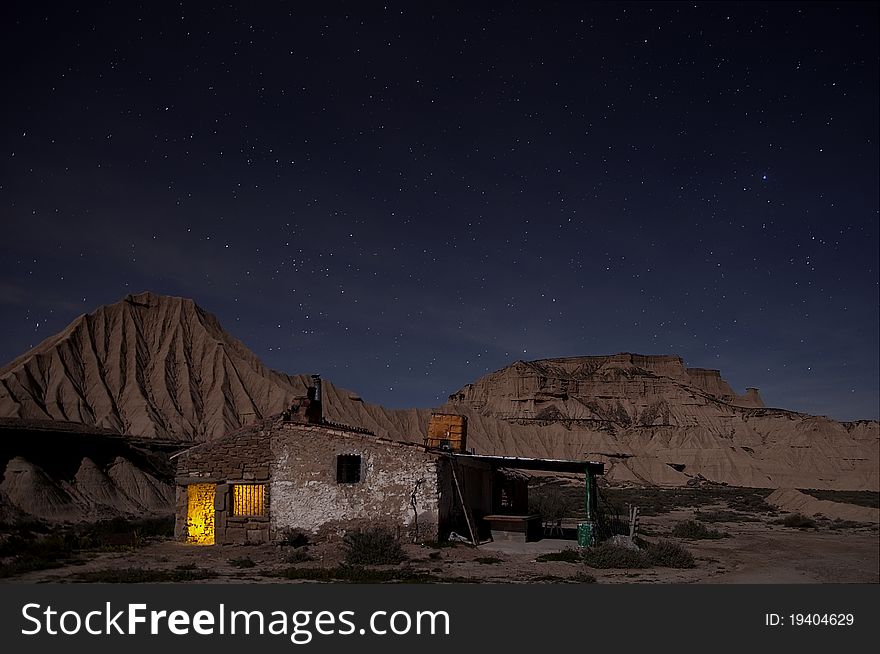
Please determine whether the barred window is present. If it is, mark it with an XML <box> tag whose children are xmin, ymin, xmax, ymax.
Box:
<box><xmin>336</xmin><ymin>454</ymin><xmax>361</xmax><ymax>484</ymax></box>
<box><xmin>232</xmin><ymin>484</ymin><xmax>266</xmax><ymax>516</ymax></box>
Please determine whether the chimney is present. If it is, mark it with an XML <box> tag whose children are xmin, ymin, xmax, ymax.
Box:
<box><xmin>311</xmin><ymin>374</ymin><xmax>323</xmax><ymax>422</ymax></box>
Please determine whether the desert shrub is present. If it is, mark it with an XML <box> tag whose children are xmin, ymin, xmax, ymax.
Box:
<box><xmin>643</xmin><ymin>540</ymin><xmax>695</xmax><ymax>568</ymax></box>
<box><xmin>527</xmin><ymin>571</ymin><xmax>597</xmax><ymax>583</ymax></box>
<box><xmin>73</xmin><ymin>567</ymin><xmax>216</xmax><ymax>583</ymax></box>
<box><xmin>601</xmin><ymin>486</ymin><xmax>774</xmax><ymax>517</ymax></box>
<box><xmin>0</xmin><ymin>555</ymin><xmax>82</xmax><ymax>578</ymax></box>
<box><xmin>475</xmin><ymin>556</ymin><xmax>502</xmax><ymax>565</ymax></box>
<box><xmin>580</xmin><ymin>541</ymin><xmax>694</xmax><ymax>569</ymax></box>
<box><xmin>724</xmin><ymin>490</ymin><xmax>774</xmax><ymax>513</ymax></box>
<box><xmin>0</xmin><ymin>534</ymin><xmax>35</xmax><ymax>558</ymax></box>
<box><xmin>285</xmin><ymin>549</ymin><xmax>314</xmax><ymax>564</ymax></box>
<box><xmin>828</xmin><ymin>519</ymin><xmax>869</xmax><ymax>530</ymax></box>
<box><xmin>342</xmin><ymin>527</ymin><xmax>406</xmax><ymax>565</ymax></box>
<box><xmin>228</xmin><ymin>557</ymin><xmax>256</xmax><ymax>568</ymax></box>
<box><xmin>267</xmin><ymin>566</ymin><xmax>449</xmax><ymax>584</ymax></box>
<box><xmin>582</xmin><ymin>543</ymin><xmax>649</xmax><ymax>569</ymax></box>
<box><xmin>535</xmin><ymin>549</ymin><xmax>581</xmax><ymax>563</ymax></box>
<box><xmin>529</xmin><ymin>487</ymin><xmax>576</xmax><ymax>522</ymax></box>
<box><xmin>531</xmin><ymin>574</ymin><xmax>566</xmax><ymax>583</ymax></box>
<box><xmin>694</xmin><ymin>510</ymin><xmax>760</xmax><ymax>523</ymax></box>
<box><xmin>0</xmin><ymin>530</ymin><xmax>83</xmax><ymax>577</ymax></box>
<box><xmin>75</xmin><ymin>516</ymin><xmax>174</xmax><ymax>550</ymax></box>
<box><xmin>278</xmin><ymin>528</ymin><xmax>310</xmax><ymax>548</ymax></box>
<box><xmin>778</xmin><ymin>513</ymin><xmax>817</xmax><ymax>529</ymax></box>
<box><xmin>422</xmin><ymin>539</ymin><xmax>458</xmax><ymax>548</ymax></box>
<box><xmin>671</xmin><ymin>520</ymin><xmax>727</xmax><ymax>539</ymax></box>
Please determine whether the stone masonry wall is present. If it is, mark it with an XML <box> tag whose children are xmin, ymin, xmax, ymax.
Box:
<box><xmin>175</xmin><ymin>426</ymin><xmax>272</xmax><ymax>544</ymax></box>
<box><xmin>270</xmin><ymin>424</ymin><xmax>441</xmax><ymax>541</ymax></box>
<box><xmin>175</xmin><ymin>427</ymin><xmax>272</xmax><ymax>482</ymax></box>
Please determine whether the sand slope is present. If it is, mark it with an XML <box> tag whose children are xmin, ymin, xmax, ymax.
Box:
<box><xmin>0</xmin><ymin>454</ymin><xmax>173</xmax><ymax>520</ymax></box>
<box><xmin>767</xmin><ymin>488</ymin><xmax>879</xmax><ymax>523</ymax></box>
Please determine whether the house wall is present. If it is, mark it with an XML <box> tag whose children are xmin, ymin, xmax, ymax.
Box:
<box><xmin>174</xmin><ymin>427</ymin><xmax>273</xmax><ymax>545</ymax></box>
<box><xmin>270</xmin><ymin>424</ymin><xmax>442</xmax><ymax>541</ymax></box>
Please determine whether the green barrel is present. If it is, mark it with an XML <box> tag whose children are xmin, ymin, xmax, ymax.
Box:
<box><xmin>577</xmin><ymin>522</ymin><xmax>595</xmax><ymax>547</ymax></box>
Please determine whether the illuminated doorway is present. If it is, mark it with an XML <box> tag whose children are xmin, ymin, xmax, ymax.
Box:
<box><xmin>186</xmin><ymin>484</ymin><xmax>215</xmax><ymax>544</ymax></box>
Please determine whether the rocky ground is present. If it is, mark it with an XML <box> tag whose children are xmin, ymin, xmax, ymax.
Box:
<box><xmin>2</xmin><ymin>489</ymin><xmax>877</xmax><ymax>584</ymax></box>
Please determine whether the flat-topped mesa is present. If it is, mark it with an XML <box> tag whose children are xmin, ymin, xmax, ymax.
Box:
<box><xmin>741</xmin><ymin>387</ymin><xmax>764</xmax><ymax>408</ymax></box>
<box><xmin>448</xmin><ymin>353</ymin><xmax>765</xmax><ymax>423</ymax></box>
<box><xmin>521</xmin><ymin>353</ymin><xmax>689</xmax><ymax>380</ymax></box>
<box><xmin>685</xmin><ymin>368</ymin><xmax>765</xmax><ymax>408</ymax></box>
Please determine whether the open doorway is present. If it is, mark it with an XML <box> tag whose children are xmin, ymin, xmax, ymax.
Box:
<box><xmin>186</xmin><ymin>483</ymin><xmax>215</xmax><ymax>544</ymax></box>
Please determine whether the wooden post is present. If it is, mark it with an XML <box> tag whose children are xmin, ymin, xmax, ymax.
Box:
<box><xmin>584</xmin><ymin>466</ymin><xmax>593</xmax><ymax>522</ymax></box>
<box><xmin>629</xmin><ymin>506</ymin><xmax>640</xmax><ymax>538</ymax></box>
<box><xmin>449</xmin><ymin>457</ymin><xmax>478</xmax><ymax>546</ymax></box>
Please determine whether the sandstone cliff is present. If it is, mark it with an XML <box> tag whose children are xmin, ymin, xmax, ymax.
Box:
<box><xmin>441</xmin><ymin>356</ymin><xmax>878</xmax><ymax>491</ymax></box>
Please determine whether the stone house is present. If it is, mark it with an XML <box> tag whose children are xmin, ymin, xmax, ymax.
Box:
<box><xmin>173</xmin><ymin>409</ymin><xmax>604</xmax><ymax>546</ymax></box>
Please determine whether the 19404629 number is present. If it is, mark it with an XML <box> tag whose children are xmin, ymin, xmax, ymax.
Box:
<box><xmin>790</xmin><ymin>613</ymin><xmax>854</xmax><ymax>626</ymax></box>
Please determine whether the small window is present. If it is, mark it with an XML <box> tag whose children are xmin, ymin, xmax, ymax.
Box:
<box><xmin>232</xmin><ymin>484</ymin><xmax>266</xmax><ymax>516</ymax></box>
<box><xmin>336</xmin><ymin>454</ymin><xmax>362</xmax><ymax>484</ymax></box>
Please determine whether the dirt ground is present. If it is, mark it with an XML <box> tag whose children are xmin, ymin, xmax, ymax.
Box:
<box><xmin>3</xmin><ymin>499</ymin><xmax>878</xmax><ymax>584</ymax></box>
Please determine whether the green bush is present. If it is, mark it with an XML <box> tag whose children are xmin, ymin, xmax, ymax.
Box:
<box><xmin>671</xmin><ymin>520</ymin><xmax>727</xmax><ymax>539</ymax></box>
<box><xmin>342</xmin><ymin>528</ymin><xmax>406</xmax><ymax>565</ymax></box>
<box><xmin>228</xmin><ymin>557</ymin><xmax>256</xmax><ymax>568</ymax></box>
<box><xmin>474</xmin><ymin>556</ymin><xmax>502</xmax><ymax>565</ymax></box>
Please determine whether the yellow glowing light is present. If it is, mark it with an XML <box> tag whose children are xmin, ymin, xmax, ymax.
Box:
<box><xmin>232</xmin><ymin>484</ymin><xmax>266</xmax><ymax>516</ymax></box>
<box><xmin>186</xmin><ymin>484</ymin><xmax>215</xmax><ymax>545</ymax></box>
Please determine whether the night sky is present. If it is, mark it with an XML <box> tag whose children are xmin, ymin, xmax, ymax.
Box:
<box><xmin>1</xmin><ymin>2</ymin><xmax>877</xmax><ymax>420</ymax></box>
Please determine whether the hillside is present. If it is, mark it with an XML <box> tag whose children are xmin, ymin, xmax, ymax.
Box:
<box><xmin>0</xmin><ymin>292</ymin><xmax>309</xmax><ymax>441</ymax></box>
<box><xmin>0</xmin><ymin>293</ymin><xmax>877</xmax><ymax>495</ymax></box>
<box><xmin>440</xmin><ymin>356</ymin><xmax>878</xmax><ymax>490</ymax></box>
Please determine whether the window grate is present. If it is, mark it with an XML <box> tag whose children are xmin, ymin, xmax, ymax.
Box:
<box><xmin>336</xmin><ymin>454</ymin><xmax>362</xmax><ymax>484</ymax></box>
<box><xmin>232</xmin><ymin>484</ymin><xmax>266</xmax><ymax>516</ymax></box>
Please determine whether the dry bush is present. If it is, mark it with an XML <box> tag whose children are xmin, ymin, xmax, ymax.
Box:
<box><xmin>343</xmin><ymin>527</ymin><xmax>406</xmax><ymax>565</ymax></box>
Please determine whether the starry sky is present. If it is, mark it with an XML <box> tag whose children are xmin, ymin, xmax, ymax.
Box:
<box><xmin>1</xmin><ymin>2</ymin><xmax>877</xmax><ymax>420</ymax></box>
